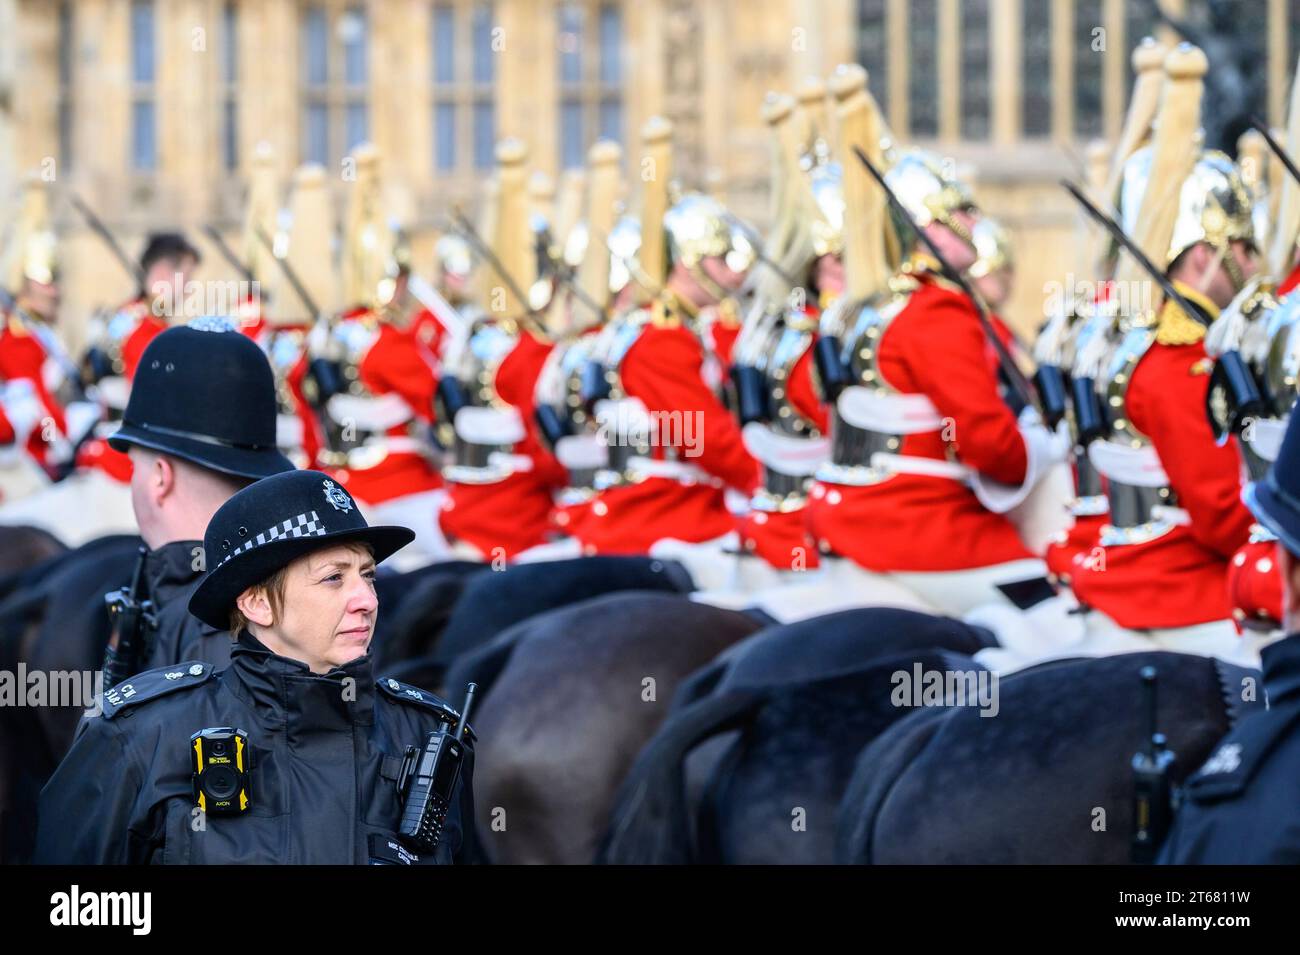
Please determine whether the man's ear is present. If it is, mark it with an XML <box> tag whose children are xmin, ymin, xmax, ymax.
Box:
<box><xmin>235</xmin><ymin>586</ymin><xmax>275</xmax><ymax>628</ymax></box>
<box><xmin>152</xmin><ymin>454</ymin><xmax>179</xmax><ymax>504</ymax></box>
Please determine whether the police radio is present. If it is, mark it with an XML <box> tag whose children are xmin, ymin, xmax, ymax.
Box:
<box><xmin>192</xmin><ymin>727</ymin><xmax>252</xmax><ymax>815</ymax></box>
<box><xmin>396</xmin><ymin>683</ymin><xmax>477</xmax><ymax>854</ymax></box>
<box><xmin>1131</xmin><ymin>666</ymin><xmax>1176</xmax><ymax>864</ymax></box>
<box><xmin>102</xmin><ymin>545</ymin><xmax>158</xmax><ymax>688</ymax></box>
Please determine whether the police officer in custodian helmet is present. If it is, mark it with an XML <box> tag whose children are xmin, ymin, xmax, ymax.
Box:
<box><xmin>34</xmin><ymin>469</ymin><xmax>477</xmax><ymax>864</ymax></box>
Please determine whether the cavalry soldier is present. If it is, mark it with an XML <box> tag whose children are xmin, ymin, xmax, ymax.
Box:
<box><xmin>1157</xmin><ymin>411</ymin><xmax>1300</xmax><ymax>863</ymax></box>
<box><xmin>311</xmin><ymin>143</ymin><xmax>450</xmax><ymax>569</ymax></box>
<box><xmin>1066</xmin><ymin>44</ymin><xmax>1258</xmax><ymax>651</ymax></box>
<box><xmin>35</xmin><ymin>469</ymin><xmax>476</xmax><ymax>865</ymax></box>
<box><xmin>1042</xmin><ymin>41</ymin><xmax>1168</xmax><ymax>593</ymax></box>
<box><xmin>0</xmin><ymin>175</ymin><xmax>83</xmax><ymax>486</ymax></box>
<box><xmin>438</xmin><ymin>138</ymin><xmax>568</xmax><ymax>561</ymax></box>
<box><xmin>802</xmin><ymin>137</ymin><xmax>1069</xmax><ymax>614</ymax></box>
<box><xmin>532</xmin><ymin>139</ymin><xmax>625</xmax><ymax>551</ymax></box>
<box><xmin>417</xmin><ymin>232</ymin><xmax>476</xmax><ymax>359</ymax></box>
<box><xmin>558</xmin><ymin>117</ymin><xmax>759</xmax><ymax>557</ymax></box>
<box><xmin>730</xmin><ymin>82</ymin><xmax>847</xmax><ymax>575</ymax></box>
<box><xmin>259</xmin><ymin>161</ymin><xmax>340</xmax><ymax>470</ymax></box>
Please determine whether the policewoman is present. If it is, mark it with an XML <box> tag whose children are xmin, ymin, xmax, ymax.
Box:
<box><xmin>1157</xmin><ymin>413</ymin><xmax>1300</xmax><ymax>864</ymax></box>
<box><xmin>34</xmin><ymin>469</ymin><xmax>477</xmax><ymax>865</ymax></box>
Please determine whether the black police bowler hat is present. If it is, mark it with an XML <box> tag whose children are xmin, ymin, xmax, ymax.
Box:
<box><xmin>1244</xmin><ymin>412</ymin><xmax>1300</xmax><ymax>556</ymax></box>
<box><xmin>108</xmin><ymin>321</ymin><xmax>294</xmax><ymax>479</ymax></box>
<box><xmin>189</xmin><ymin>469</ymin><xmax>415</xmax><ymax>630</ymax></box>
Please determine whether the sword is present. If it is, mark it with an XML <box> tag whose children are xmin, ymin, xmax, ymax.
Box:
<box><xmin>1248</xmin><ymin>115</ymin><xmax>1300</xmax><ymax>187</ymax></box>
<box><xmin>1060</xmin><ymin>179</ymin><xmax>1210</xmax><ymax>328</ymax></box>
<box><xmin>719</xmin><ymin>209</ymin><xmax>802</xmax><ymax>287</ymax></box>
<box><xmin>851</xmin><ymin>145</ymin><xmax>1036</xmax><ymax>410</ymax></box>
<box><xmin>201</xmin><ymin>224</ymin><xmax>262</xmax><ymax>291</ymax></box>
<box><xmin>68</xmin><ymin>194</ymin><xmax>146</xmax><ymax>290</ymax></box>
<box><xmin>446</xmin><ymin>206</ymin><xmax>543</xmax><ymax>318</ymax></box>
<box><xmin>253</xmin><ymin>225</ymin><xmax>321</xmax><ymax>319</ymax></box>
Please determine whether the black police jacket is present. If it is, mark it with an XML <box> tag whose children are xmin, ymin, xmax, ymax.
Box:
<box><xmin>33</xmin><ymin>631</ymin><xmax>476</xmax><ymax>865</ymax></box>
<box><xmin>1158</xmin><ymin>633</ymin><xmax>1300</xmax><ymax>864</ymax></box>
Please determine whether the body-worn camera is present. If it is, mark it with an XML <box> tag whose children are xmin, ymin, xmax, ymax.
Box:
<box><xmin>396</xmin><ymin>684</ymin><xmax>477</xmax><ymax>854</ymax></box>
<box><xmin>191</xmin><ymin>727</ymin><xmax>252</xmax><ymax>815</ymax></box>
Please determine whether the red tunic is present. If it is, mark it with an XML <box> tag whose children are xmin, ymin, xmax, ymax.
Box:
<box><xmin>440</xmin><ymin>327</ymin><xmax>568</xmax><ymax>558</ymax></box>
<box><xmin>565</xmin><ymin>317</ymin><xmax>760</xmax><ymax>554</ymax></box>
<box><xmin>121</xmin><ymin>314</ymin><xmax>168</xmax><ymax>380</ymax></box>
<box><xmin>1068</xmin><ymin>324</ymin><xmax>1254</xmax><ymax>629</ymax></box>
<box><xmin>738</xmin><ymin>313</ymin><xmax>826</xmax><ymax>568</ymax></box>
<box><xmin>0</xmin><ymin>314</ymin><xmax>68</xmax><ymax>465</ymax></box>
<box><xmin>326</xmin><ymin>315</ymin><xmax>444</xmax><ymax>506</ymax></box>
<box><xmin>805</xmin><ymin>275</ymin><xmax>1032</xmax><ymax>571</ymax></box>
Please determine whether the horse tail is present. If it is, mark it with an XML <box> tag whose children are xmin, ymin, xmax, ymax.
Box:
<box><xmin>597</xmin><ymin>687</ymin><xmax>768</xmax><ymax>864</ymax></box>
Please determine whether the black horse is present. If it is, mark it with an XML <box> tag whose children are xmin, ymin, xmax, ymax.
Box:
<box><xmin>387</xmin><ymin>555</ymin><xmax>694</xmax><ymax>691</ymax></box>
<box><xmin>836</xmin><ymin>650</ymin><xmax>1260</xmax><ymax>864</ymax></box>
<box><xmin>599</xmin><ymin>607</ymin><xmax>996</xmax><ymax>864</ymax></box>
<box><xmin>457</xmin><ymin>591</ymin><xmax>763</xmax><ymax>863</ymax></box>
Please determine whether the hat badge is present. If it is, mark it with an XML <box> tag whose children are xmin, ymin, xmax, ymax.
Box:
<box><xmin>323</xmin><ymin>479</ymin><xmax>353</xmax><ymax>514</ymax></box>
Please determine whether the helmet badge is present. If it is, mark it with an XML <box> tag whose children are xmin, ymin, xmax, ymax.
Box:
<box><xmin>323</xmin><ymin>479</ymin><xmax>353</xmax><ymax>514</ymax></box>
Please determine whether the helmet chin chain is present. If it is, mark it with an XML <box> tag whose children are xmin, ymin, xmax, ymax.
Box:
<box><xmin>688</xmin><ymin>261</ymin><xmax>733</xmax><ymax>306</ymax></box>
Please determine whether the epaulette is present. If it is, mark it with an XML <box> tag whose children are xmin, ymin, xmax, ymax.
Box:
<box><xmin>101</xmin><ymin>661</ymin><xmax>215</xmax><ymax>720</ymax></box>
<box><xmin>1155</xmin><ymin>296</ymin><xmax>1207</xmax><ymax>346</ymax></box>
<box><xmin>1180</xmin><ymin>700</ymin><xmax>1300</xmax><ymax>803</ymax></box>
<box><xmin>377</xmin><ymin>677</ymin><xmax>476</xmax><ymax>742</ymax></box>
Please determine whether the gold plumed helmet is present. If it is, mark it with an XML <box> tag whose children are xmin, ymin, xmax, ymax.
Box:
<box><xmin>3</xmin><ymin>175</ymin><xmax>59</xmax><ymax>292</ymax></box>
<box><xmin>809</xmin><ymin>163</ymin><xmax>845</xmax><ymax>258</ymax></box>
<box><xmin>967</xmin><ymin>216</ymin><xmax>1014</xmax><ymax>280</ymax></box>
<box><xmin>663</xmin><ymin>191</ymin><xmax>754</xmax><ymax>276</ymax></box>
<box><xmin>1116</xmin><ymin>44</ymin><xmax>1255</xmax><ymax>288</ymax></box>
<box><xmin>1166</xmin><ymin>151</ymin><xmax>1256</xmax><ymax>268</ymax></box>
<box><xmin>883</xmin><ymin>147</ymin><xmax>976</xmax><ymax>247</ymax></box>
<box><xmin>434</xmin><ymin>233</ymin><xmax>474</xmax><ymax>284</ymax></box>
<box><xmin>342</xmin><ymin>142</ymin><xmax>404</xmax><ymax>310</ymax></box>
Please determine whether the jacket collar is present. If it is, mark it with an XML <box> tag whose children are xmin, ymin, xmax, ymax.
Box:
<box><xmin>1261</xmin><ymin>632</ymin><xmax>1300</xmax><ymax>707</ymax></box>
<box><xmin>145</xmin><ymin>539</ymin><xmax>204</xmax><ymax>601</ymax></box>
<box><xmin>225</xmin><ymin>630</ymin><xmax>376</xmax><ymax>732</ymax></box>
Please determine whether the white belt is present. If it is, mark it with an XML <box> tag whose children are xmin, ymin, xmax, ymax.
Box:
<box><xmin>627</xmin><ymin>455</ymin><xmax>718</xmax><ymax>485</ymax></box>
<box><xmin>487</xmin><ymin>451</ymin><xmax>534</xmax><ymax>473</ymax></box>
<box><xmin>869</xmin><ymin>451</ymin><xmax>972</xmax><ymax>481</ymax></box>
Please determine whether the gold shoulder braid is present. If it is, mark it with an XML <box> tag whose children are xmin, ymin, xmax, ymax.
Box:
<box><xmin>1155</xmin><ymin>283</ymin><xmax>1218</xmax><ymax>347</ymax></box>
<box><xmin>650</xmin><ymin>297</ymin><xmax>682</xmax><ymax>329</ymax></box>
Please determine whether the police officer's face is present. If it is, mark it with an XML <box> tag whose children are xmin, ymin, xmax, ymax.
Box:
<box><xmin>242</xmin><ymin>543</ymin><xmax>378</xmax><ymax>673</ymax></box>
